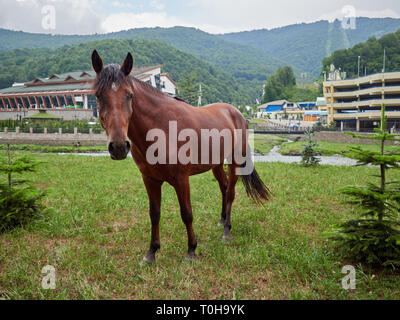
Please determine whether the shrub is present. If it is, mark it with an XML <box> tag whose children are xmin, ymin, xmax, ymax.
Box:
<box><xmin>0</xmin><ymin>145</ymin><xmax>45</xmax><ymax>232</ymax></box>
<box><xmin>301</xmin><ymin>129</ymin><xmax>321</xmax><ymax>166</ymax></box>
<box><xmin>330</xmin><ymin>106</ymin><xmax>400</xmax><ymax>268</ymax></box>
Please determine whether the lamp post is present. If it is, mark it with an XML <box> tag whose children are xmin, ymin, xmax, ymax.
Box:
<box><xmin>357</xmin><ymin>56</ymin><xmax>360</xmax><ymax>78</ymax></box>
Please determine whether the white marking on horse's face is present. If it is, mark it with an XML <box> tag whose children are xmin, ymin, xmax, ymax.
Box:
<box><xmin>111</xmin><ymin>82</ymin><xmax>119</xmax><ymax>92</ymax></box>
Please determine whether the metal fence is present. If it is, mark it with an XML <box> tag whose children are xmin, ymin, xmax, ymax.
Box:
<box><xmin>0</xmin><ymin>127</ymin><xmax>105</xmax><ymax>134</ymax></box>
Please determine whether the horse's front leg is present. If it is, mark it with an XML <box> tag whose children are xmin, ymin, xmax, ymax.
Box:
<box><xmin>173</xmin><ymin>175</ymin><xmax>197</xmax><ymax>260</ymax></box>
<box><xmin>141</xmin><ymin>175</ymin><xmax>163</xmax><ymax>265</ymax></box>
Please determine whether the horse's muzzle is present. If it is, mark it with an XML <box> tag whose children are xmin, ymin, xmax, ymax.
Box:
<box><xmin>108</xmin><ymin>140</ymin><xmax>130</xmax><ymax>160</ymax></box>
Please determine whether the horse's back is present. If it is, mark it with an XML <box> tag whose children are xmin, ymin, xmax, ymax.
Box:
<box><xmin>185</xmin><ymin>102</ymin><xmax>248</xmax><ymax>132</ymax></box>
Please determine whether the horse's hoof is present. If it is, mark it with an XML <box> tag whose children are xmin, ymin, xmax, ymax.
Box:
<box><xmin>222</xmin><ymin>233</ymin><xmax>232</xmax><ymax>242</ymax></box>
<box><xmin>140</xmin><ymin>255</ymin><xmax>155</xmax><ymax>266</ymax></box>
<box><xmin>185</xmin><ymin>253</ymin><xmax>197</xmax><ymax>262</ymax></box>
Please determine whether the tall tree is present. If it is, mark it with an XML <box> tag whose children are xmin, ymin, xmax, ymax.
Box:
<box><xmin>261</xmin><ymin>66</ymin><xmax>296</xmax><ymax>103</ymax></box>
<box><xmin>275</xmin><ymin>66</ymin><xmax>296</xmax><ymax>88</ymax></box>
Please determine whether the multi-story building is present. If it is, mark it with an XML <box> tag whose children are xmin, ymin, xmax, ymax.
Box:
<box><xmin>0</xmin><ymin>65</ymin><xmax>177</xmax><ymax>120</ymax></box>
<box><xmin>323</xmin><ymin>71</ymin><xmax>400</xmax><ymax>132</ymax></box>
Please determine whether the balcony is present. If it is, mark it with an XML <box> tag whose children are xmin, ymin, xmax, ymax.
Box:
<box><xmin>333</xmin><ymin>98</ymin><xmax>400</xmax><ymax>110</ymax></box>
<box><xmin>332</xmin><ymin>85</ymin><xmax>400</xmax><ymax>98</ymax></box>
<box><xmin>324</xmin><ymin>71</ymin><xmax>400</xmax><ymax>88</ymax></box>
<box><xmin>333</xmin><ymin>110</ymin><xmax>400</xmax><ymax>120</ymax></box>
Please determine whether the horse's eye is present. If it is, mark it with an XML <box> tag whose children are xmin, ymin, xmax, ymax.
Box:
<box><xmin>126</xmin><ymin>93</ymin><xmax>133</xmax><ymax>100</ymax></box>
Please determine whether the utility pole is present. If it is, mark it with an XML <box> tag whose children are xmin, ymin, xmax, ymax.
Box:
<box><xmin>382</xmin><ymin>48</ymin><xmax>386</xmax><ymax>73</ymax></box>
<box><xmin>197</xmin><ymin>84</ymin><xmax>202</xmax><ymax>107</ymax></box>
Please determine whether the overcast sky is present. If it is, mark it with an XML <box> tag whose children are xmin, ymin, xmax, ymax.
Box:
<box><xmin>1</xmin><ymin>0</ymin><xmax>400</xmax><ymax>35</ymax></box>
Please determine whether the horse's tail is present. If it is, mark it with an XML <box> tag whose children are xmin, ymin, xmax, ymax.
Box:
<box><xmin>240</xmin><ymin>163</ymin><xmax>272</xmax><ymax>205</ymax></box>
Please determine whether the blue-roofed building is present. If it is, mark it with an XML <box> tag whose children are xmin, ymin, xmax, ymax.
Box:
<box><xmin>257</xmin><ymin>100</ymin><xmax>287</xmax><ymax>118</ymax></box>
<box><xmin>298</xmin><ymin>102</ymin><xmax>316</xmax><ymax>110</ymax></box>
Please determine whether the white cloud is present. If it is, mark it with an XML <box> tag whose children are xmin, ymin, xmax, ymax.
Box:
<box><xmin>101</xmin><ymin>12</ymin><xmax>186</xmax><ymax>33</ymax></box>
<box><xmin>100</xmin><ymin>10</ymin><xmax>245</xmax><ymax>34</ymax></box>
<box><xmin>185</xmin><ymin>0</ymin><xmax>400</xmax><ymax>33</ymax></box>
<box><xmin>150</xmin><ymin>0</ymin><xmax>165</xmax><ymax>11</ymax></box>
<box><xmin>2</xmin><ymin>0</ymin><xmax>400</xmax><ymax>35</ymax></box>
<box><xmin>0</xmin><ymin>0</ymin><xmax>102</xmax><ymax>34</ymax></box>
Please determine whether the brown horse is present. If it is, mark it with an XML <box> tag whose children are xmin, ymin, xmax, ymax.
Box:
<box><xmin>91</xmin><ymin>50</ymin><xmax>271</xmax><ymax>264</ymax></box>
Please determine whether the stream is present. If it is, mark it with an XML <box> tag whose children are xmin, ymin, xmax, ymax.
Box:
<box><xmin>60</xmin><ymin>140</ymin><xmax>359</xmax><ymax>166</ymax></box>
<box><xmin>254</xmin><ymin>140</ymin><xmax>358</xmax><ymax>166</ymax></box>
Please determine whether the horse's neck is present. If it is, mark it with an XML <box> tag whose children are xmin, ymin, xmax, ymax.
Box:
<box><xmin>130</xmin><ymin>83</ymin><xmax>168</xmax><ymax>139</ymax></box>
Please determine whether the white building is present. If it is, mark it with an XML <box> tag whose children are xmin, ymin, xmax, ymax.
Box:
<box><xmin>160</xmin><ymin>73</ymin><xmax>177</xmax><ymax>96</ymax></box>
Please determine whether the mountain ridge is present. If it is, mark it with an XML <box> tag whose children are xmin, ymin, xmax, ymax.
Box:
<box><xmin>219</xmin><ymin>17</ymin><xmax>400</xmax><ymax>76</ymax></box>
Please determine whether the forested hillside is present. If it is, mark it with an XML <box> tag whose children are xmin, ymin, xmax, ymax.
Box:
<box><xmin>220</xmin><ymin>18</ymin><xmax>400</xmax><ymax>76</ymax></box>
<box><xmin>322</xmin><ymin>29</ymin><xmax>400</xmax><ymax>78</ymax></box>
<box><xmin>0</xmin><ymin>39</ymin><xmax>258</xmax><ymax>105</ymax></box>
<box><xmin>2</xmin><ymin>18</ymin><xmax>399</xmax><ymax>81</ymax></box>
<box><xmin>0</xmin><ymin>26</ymin><xmax>286</xmax><ymax>85</ymax></box>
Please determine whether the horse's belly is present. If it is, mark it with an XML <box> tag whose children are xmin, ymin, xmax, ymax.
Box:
<box><xmin>189</xmin><ymin>164</ymin><xmax>216</xmax><ymax>176</ymax></box>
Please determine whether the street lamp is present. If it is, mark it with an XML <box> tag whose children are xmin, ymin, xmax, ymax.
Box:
<box><xmin>357</xmin><ymin>56</ymin><xmax>360</xmax><ymax>78</ymax></box>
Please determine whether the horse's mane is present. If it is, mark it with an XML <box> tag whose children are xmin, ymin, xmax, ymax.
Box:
<box><xmin>93</xmin><ymin>64</ymin><xmax>130</xmax><ymax>95</ymax></box>
<box><xmin>93</xmin><ymin>64</ymin><xmax>189</xmax><ymax>104</ymax></box>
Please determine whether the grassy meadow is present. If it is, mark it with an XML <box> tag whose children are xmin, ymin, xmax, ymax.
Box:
<box><xmin>0</xmin><ymin>152</ymin><xmax>399</xmax><ymax>299</ymax></box>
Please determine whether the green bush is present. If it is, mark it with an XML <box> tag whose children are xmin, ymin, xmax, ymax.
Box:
<box><xmin>0</xmin><ymin>145</ymin><xmax>45</xmax><ymax>232</ymax></box>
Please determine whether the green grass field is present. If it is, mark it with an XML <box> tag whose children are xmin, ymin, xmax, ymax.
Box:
<box><xmin>0</xmin><ymin>153</ymin><xmax>399</xmax><ymax>299</ymax></box>
<box><xmin>253</xmin><ymin>134</ymin><xmax>287</xmax><ymax>154</ymax></box>
<box><xmin>279</xmin><ymin>141</ymin><xmax>400</xmax><ymax>156</ymax></box>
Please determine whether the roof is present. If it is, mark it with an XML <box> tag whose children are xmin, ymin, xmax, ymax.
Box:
<box><xmin>0</xmin><ymin>82</ymin><xmax>93</xmax><ymax>94</ymax></box>
<box><xmin>160</xmin><ymin>73</ymin><xmax>177</xmax><ymax>86</ymax></box>
<box><xmin>265</xmin><ymin>105</ymin><xmax>282</xmax><ymax>113</ymax></box>
<box><xmin>257</xmin><ymin>100</ymin><xmax>288</xmax><ymax>109</ymax></box>
<box><xmin>298</xmin><ymin>101</ymin><xmax>316</xmax><ymax>106</ymax></box>
<box><xmin>0</xmin><ymin>65</ymin><xmax>163</xmax><ymax>95</ymax></box>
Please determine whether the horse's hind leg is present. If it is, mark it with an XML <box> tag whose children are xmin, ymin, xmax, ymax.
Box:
<box><xmin>173</xmin><ymin>175</ymin><xmax>197</xmax><ymax>260</ymax></box>
<box><xmin>142</xmin><ymin>175</ymin><xmax>162</xmax><ymax>265</ymax></box>
<box><xmin>223</xmin><ymin>164</ymin><xmax>239</xmax><ymax>241</ymax></box>
<box><xmin>212</xmin><ymin>165</ymin><xmax>228</xmax><ymax>225</ymax></box>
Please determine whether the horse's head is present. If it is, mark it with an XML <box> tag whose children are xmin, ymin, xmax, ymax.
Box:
<box><xmin>92</xmin><ymin>50</ymin><xmax>134</xmax><ymax>160</ymax></box>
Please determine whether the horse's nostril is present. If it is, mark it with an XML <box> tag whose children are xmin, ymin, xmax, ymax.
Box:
<box><xmin>108</xmin><ymin>142</ymin><xmax>114</xmax><ymax>153</ymax></box>
<box><xmin>125</xmin><ymin>141</ymin><xmax>131</xmax><ymax>151</ymax></box>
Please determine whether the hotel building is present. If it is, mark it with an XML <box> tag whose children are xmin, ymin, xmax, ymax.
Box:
<box><xmin>323</xmin><ymin>71</ymin><xmax>400</xmax><ymax>132</ymax></box>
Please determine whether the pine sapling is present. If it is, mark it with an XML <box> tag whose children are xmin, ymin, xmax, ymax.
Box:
<box><xmin>301</xmin><ymin>129</ymin><xmax>321</xmax><ymax>166</ymax></box>
<box><xmin>330</xmin><ymin>106</ymin><xmax>400</xmax><ymax>268</ymax></box>
<box><xmin>0</xmin><ymin>144</ymin><xmax>45</xmax><ymax>232</ymax></box>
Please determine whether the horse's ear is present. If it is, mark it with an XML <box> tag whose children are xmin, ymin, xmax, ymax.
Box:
<box><xmin>91</xmin><ymin>50</ymin><xmax>103</xmax><ymax>74</ymax></box>
<box><xmin>121</xmin><ymin>52</ymin><xmax>133</xmax><ymax>76</ymax></box>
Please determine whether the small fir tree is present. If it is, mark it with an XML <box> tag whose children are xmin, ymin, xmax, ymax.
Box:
<box><xmin>301</xmin><ymin>129</ymin><xmax>321</xmax><ymax>166</ymax></box>
<box><xmin>0</xmin><ymin>144</ymin><xmax>45</xmax><ymax>232</ymax></box>
<box><xmin>331</xmin><ymin>106</ymin><xmax>400</xmax><ymax>267</ymax></box>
